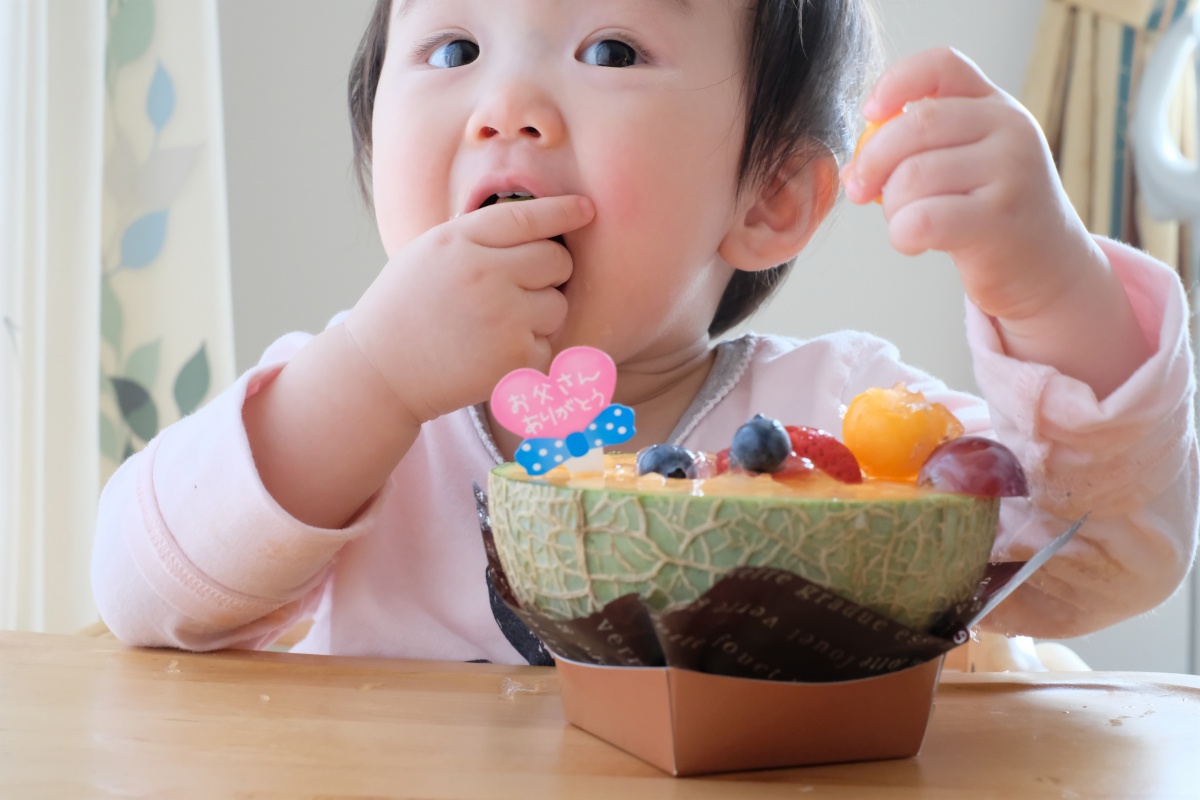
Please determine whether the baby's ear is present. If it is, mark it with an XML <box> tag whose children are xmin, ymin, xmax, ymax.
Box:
<box><xmin>718</xmin><ymin>151</ymin><xmax>839</xmax><ymax>273</ymax></box>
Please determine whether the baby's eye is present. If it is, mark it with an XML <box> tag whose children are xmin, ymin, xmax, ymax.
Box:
<box><xmin>427</xmin><ymin>39</ymin><xmax>480</xmax><ymax>68</ymax></box>
<box><xmin>579</xmin><ymin>39</ymin><xmax>639</xmax><ymax>68</ymax></box>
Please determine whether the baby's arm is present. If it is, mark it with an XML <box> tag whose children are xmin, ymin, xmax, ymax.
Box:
<box><xmin>844</xmin><ymin>48</ymin><xmax>1152</xmax><ymax>400</ymax></box>
<box><xmin>92</xmin><ymin>331</ymin><xmax>373</xmax><ymax>649</ymax></box>
<box><xmin>840</xmin><ymin>48</ymin><xmax>1196</xmax><ymax>635</ymax></box>
<box><xmin>966</xmin><ymin>238</ymin><xmax>1198</xmax><ymax>638</ymax></box>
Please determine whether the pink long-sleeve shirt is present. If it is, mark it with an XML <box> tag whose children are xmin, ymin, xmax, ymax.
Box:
<box><xmin>92</xmin><ymin>239</ymin><xmax>1198</xmax><ymax>662</ymax></box>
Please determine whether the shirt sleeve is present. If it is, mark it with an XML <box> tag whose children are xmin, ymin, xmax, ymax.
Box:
<box><xmin>91</xmin><ymin>327</ymin><xmax>388</xmax><ymax>651</ymax></box>
<box><xmin>963</xmin><ymin>237</ymin><xmax>1198</xmax><ymax>639</ymax></box>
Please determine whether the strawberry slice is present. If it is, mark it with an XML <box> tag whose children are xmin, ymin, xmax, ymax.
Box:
<box><xmin>712</xmin><ymin>448</ymin><xmax>756</xmax><ymax>477</ymax></box>
<box><xmin>784</xmin><ymin>426</ymin><xmax>863</xmax><ymax>484</ymax></box>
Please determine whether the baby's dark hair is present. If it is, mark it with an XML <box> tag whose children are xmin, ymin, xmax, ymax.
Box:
<box><xmin>348</xmin><ymin>0</ymin><xmax>879</xmax><ymax>337</ymax></box>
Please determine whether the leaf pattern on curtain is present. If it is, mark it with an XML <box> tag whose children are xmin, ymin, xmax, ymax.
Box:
<box><xmin>100</xmin><ymin>0</ymin><xmax>232</xmax><ymax>474</ymax></box>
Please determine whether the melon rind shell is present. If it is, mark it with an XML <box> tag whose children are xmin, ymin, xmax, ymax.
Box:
<box><xmin>488</xmin><ymin>463</ymin><xmax>998</xmax><ymax>632</ymax></box>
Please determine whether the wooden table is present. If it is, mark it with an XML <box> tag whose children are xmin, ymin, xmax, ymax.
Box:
<box><xmin>2</xmin><ymin>631</ymin><xmax>1197</xmax><ymax>799</ymax></box>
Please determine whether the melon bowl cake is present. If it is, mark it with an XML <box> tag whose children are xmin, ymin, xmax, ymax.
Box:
<box><xmin>488</xmin><ymin>453</ymin><xmax>997</xmax><ymax>634</ymax></box>
<box><xmin>487</xmin><ymin>383</ymin><xmax>1029</xmax><ymax>636</ymax></box>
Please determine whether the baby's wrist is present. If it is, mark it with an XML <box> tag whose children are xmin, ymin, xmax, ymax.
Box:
<box><xmin>990</xmin><ymin>246</ymin><xmax>1151</xmax><ymax>397</ymax></box>
<box><xmin>993</xmin><ymin>237</ymin><xmax>1110</xmax><ymax>330</ymax></box>
<box><xmin>334</xmin><ymin>320</ymin><xmax>430</xmax><ymax>432</ymax></box>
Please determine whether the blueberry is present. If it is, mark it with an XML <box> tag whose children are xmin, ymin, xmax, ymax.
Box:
<box><xmin>636</xmin><ymin>444</ymin><xmax>697</xmax><ymax>480</ymax></box>
<box><xmin>730</xmin><ymin>414</ymin><xmax>791</xmax><ymax>473</ymax></box>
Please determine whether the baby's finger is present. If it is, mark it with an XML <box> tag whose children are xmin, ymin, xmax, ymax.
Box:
<box><xmin>464</xmin><ymin>195</ymin><xmax>594</xmax><ymax>248</ymax></box>
<box><xmin>864</xmin><ymin>47</ymin><xmax>996</xmax><ymax>121</ymax></box>
<box><xmin>524</xmin><ymin>286</ymin><xmax>569</xmax><ymax>337</ymax></box>
<box><xmin>846</xmin><ymin>97</ymin><xmax>1001</xmax><ymax>204</ymax></box>
<box><xmin>887</xmin><ymin>195</ymin><xmax>987</xmax><ymax>257</ymax></box>
<box><xmin>505</xmin><ymin>239</ymin><xmax>574</xmax><ymax>291</ymax></box>
<box><xmin>878</xmin><ymin>145</ymin><xmax>992</xmax><ymax>215</ymax></box>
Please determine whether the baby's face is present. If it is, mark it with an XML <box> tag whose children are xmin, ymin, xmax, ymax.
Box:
<box><xmin>373</xmin><ymin>0</ymin><xmax>752</xmax><ymax>360</ymax></box>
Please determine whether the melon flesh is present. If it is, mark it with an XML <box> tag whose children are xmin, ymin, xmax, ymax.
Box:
<box><xmin>487</xmin><ymin>458</ymin><xmax>998</xmax><ymax>632</ymax></box>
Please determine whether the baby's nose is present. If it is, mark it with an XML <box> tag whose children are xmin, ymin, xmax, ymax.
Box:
<box><xmin>467</xmin><ymin>81</ymin><xmax>565</xmax><ymax>146</ymax></box>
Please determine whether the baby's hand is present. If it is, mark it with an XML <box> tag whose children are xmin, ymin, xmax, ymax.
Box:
<box><xmin>344</xmin><ymin>195</ymin><xmax>595</xmax><ymax>426</ymax></box>
<box><xmin>843</xmin><ymin>48</ymin><xmax>1099</xmax><ymax>325</ymax></box>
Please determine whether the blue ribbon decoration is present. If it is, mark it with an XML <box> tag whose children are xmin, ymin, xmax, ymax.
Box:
<box><xmin>515</xmin><ymin>404</ymin><xmax>636</xmax><ymax>475</ymax></box>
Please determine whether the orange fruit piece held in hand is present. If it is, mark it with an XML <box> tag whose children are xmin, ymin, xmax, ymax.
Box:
<box><xmin>854</xmin><ymin>119</ymin><xmax>885</xmax><ymax>160</ymax></box>
<box><xmin>842</xmin><ymin>384</ymin><xmax>964</xmax><ymax>482</ymax></box>
<box><xmin>853</xmin><ymin>111</ymin><xmax>901</xmax><ymax>204</ymax></box>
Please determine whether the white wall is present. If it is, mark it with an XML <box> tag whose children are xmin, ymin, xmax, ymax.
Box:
<box><xmin>218</xmin><ymin>0</ymin><xmax>384</xmax><ymax>372</ymax></box>
<box><xmin>218</xmin><ymin>0</ymin><xmax>1195</xmax><ymax>673</ymax></box>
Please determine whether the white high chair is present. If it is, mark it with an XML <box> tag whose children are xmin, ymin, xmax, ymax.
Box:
<box><xmin>1132</xmin><ymin>9</ymin><xmax>1199</xmax><ymax>278</ymax></box>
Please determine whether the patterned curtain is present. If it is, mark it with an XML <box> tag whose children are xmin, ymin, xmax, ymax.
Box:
<box><xmin>100</xmin><ymin>0</ymin><xmax>235</xmax><ymax>486</ymax></box>
<box><xmin>1023</xmin><ymin>0</ymin><xmax>1197</xmax><ymax>280</ymax></box>
<box><xmin>0</xmin><ymin>0</ymin><xmax>233</xmax><ymax>634</ymax></box>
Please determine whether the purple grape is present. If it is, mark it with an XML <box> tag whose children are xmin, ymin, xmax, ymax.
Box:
<box><xmin>917</xmin><ymin>436</ymin><xmax>1029</xmax><ymax>498</ymax></box>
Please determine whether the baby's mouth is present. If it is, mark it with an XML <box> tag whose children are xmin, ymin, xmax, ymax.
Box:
<box><xmin>479</xmin><ymin>190</ymin><xmax>532</xmax><ymax>208</ymax></box>
<box><xmin>479</xmin><ymin>192</ymin><xmax>568</xmax><ymax>249</ymax></box>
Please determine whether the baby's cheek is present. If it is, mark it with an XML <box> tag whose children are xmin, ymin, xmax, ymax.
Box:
<box><xmin>592</xmin><ymin>162</ymin><xmax>644</xmax><ymax>226</ymax></box>
<box><xmin>375</xmin><ymin>176</ymin><xmax>443</xmax><ymax>256</ymax></box>
<box><xmin>372</xmin><ymin>133</ymin><xmax>450</xmax><ymax>256</ymax></box>
<box><xmin>373</xmin><ymin>198</ymin><xmax>407</xmax><ymax>258</ymax></box>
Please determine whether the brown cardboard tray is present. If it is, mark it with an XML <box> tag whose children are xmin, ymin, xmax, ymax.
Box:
<box><xmin>556</xmin><ymin>655</ymin><xmax>943</xmax><ymax>776</ymax></box>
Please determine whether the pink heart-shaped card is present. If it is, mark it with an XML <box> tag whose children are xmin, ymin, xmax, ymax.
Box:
<box><xmin>490</xmin><ymin>347</ymin><xmax>617</xmax><ymax>439</ymax></box>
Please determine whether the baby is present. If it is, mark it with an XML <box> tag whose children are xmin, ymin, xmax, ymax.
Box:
<box><xmin>93</xmin><ymin>0</ymin><xmax>1197</xmax><ymax>661</ymax></box>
